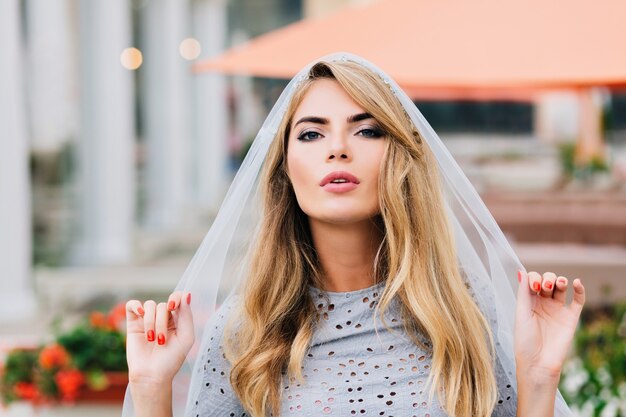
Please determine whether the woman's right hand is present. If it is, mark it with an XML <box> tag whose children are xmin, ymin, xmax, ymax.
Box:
<box><xmin>125</xmin><ymin>291</ymin><xmax>195</xmax><ymax>387</ymax></box>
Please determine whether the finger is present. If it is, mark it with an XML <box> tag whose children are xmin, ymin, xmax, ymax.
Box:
<box><xmin>143</xmin><ymin>300</ymin><xmax>156</xmax><ymax>343</ymax></box>
<box><xmin>528</xmin><ymin>271</ymin><xmax>542</xmax><ymax>294</ymax></box>
<box><xmin>167</xmin><ymin>291</ymin><xmax>183</xmax><ymax>312</ymax></box>
<box><xmin>570</xmin><ymin>278</ymin><xmax>586</xmax><ymax>314</ymax></box>
<box><xmin>125</xmin><ymin>300</ymin><xmax>145</xmax><ymax>318</ymax></box>
<box><xmin>174</xmin><ymin>292</ymin><xmax>195</xmax><ymax>350</ymax></box>
<box><xmin>553</xmin><ymin>276</ymin><xmax>568</xmax><ymax>304</ymax></box>
<box><xmin>155</xmin><ymin>302</ymin><xmax>169</xmax><ymax>346</ymax></box>
<box><xmin>540</xmin><ymin>272</ymin><xmax>557</xmax><ymax>298</ymax></box>
<box><xmin>125</xmin><ymin>300</ymin><xmax>145</xmax><ymax>334</ymax></box>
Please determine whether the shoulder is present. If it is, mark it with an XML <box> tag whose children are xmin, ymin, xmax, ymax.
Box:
<box><xmin>189</xmin><ymin>293</ymin><xmax>246</xmax><ymax>415</ymax></box>
<box><xmin>198</xmin><ymin>292</ymin><xmax>242</xmax><ymax>370</ymax></box>
<box><xmin>205</xmin><ymin>293</ymin><xmax>242</xmax><ymax>339</ymax></box>
<box><xmin>200</xmin><ymin>292</ymin><xmax>244</xmax><ymax>365</ymax></box>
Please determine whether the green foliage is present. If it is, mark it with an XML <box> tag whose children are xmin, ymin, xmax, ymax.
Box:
<box><xmin>558</xmin><ymin>142</ymin><xmax>609</xmax><ymax>181</ymax></box>
<box><xmin>559</xmin><ymin>142</ymin><xmax>577</xmax><ymax>178</ymax></box>
<box><xmin>56</xmin><ymin>323</ymin><xmax>127</xmax><ymax>373</ymax></box>
<box><xmin>560</xmin><ymin>301</ymin><xmax>626</xmax><ymax>415</ymax></box>
<box><xmin>2</xmin><ymin>349</ymin><xmax>37</xmax><ymax>385</ymax></box>
<box><xmin>0</xmin><ymin>303</ymin><xmax>127</xmax><ymax>405</ymax></box>
<box><xmin>0</xmin><ymin>349</ymin><xmax>38</xmax><ymax>404</ymax></box>
<box><xmin>29</xmin><ymin>142</ymin><xmax>76</xmax><ymax>186</ymax></box>
<box><xmin>589</xmin><ymin>155</ymin><xmax>610</xmax><ymax>173</ymax></box>
<box><xmin>30</xmin><ymin>142</ymin><xmax>78</xmax><ymax>267</ymax></box>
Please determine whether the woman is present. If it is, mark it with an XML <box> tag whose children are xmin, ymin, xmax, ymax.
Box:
<box><xmin>124</xmin><ymin>53</ymin><xmax>586</xmax><ymax>417</ymax></box>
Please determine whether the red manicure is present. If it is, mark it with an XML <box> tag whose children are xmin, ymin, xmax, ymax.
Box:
<box><xmin>137</xmin><ymin>307</ymin><xmax>144</xmax><ymax>316</ymax></box>
<box><xmin>546</xmin><ymin>282</ymin><xmax>553</xmax><ymax>290</ymax></box>
<box><xmin>168</xmin><ymin>301</ymin><xmax>175</xmax><ymax>311</ymax></box>
<box><xmin>187</xmin><ymin>293</ymin><xmax>191</xmax><ymax>305</ymax></box>
<box><xmin>158</xmin><ymin>334</ymin><xmax>165</xmax><ymax>345</ymax></box>
<box><xmin>517</xmin><ymin>271</ymin><xmax>522</xmax><ymax>283</ymax></box>
<box><xmin>147</xmin><ymin>330</ymin><xmax>155</xmax><ymax>342</ymax></box>
<box><xmin>532</xmin><ymin>282</ymin><xmax>541</xmax><ymax>292</ymax></box>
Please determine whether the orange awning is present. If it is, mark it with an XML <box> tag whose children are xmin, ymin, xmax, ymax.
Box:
<box><xmin>193</xmin><ymin>0</ymin><xmax>626</xmax><ymax>100</ymax></box>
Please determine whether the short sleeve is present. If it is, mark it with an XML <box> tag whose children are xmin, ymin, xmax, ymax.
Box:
<box><xmin>490</xmin><ymin>351</ymin><xmax>518</xmax><ymax>417</ymax></box>
<box><xmin>189</xmin><ymin>294</ymin><xmax>248</xmax><ymax>417</ymax></box>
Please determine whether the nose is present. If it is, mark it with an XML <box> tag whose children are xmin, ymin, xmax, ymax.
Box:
<box><xmin>327</xmin><ymin>131</ymin><xmax>351</xmax><ymax>161</ymax></box>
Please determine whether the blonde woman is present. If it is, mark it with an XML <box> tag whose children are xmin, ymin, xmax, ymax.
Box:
<box><xmin>124</xmin><ymin>53</ymin><xmax>586</xmax><ymax>417</ymax></box>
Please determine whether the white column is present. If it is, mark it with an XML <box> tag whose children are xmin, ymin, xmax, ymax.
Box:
<box><xmin>192</xmin><ymin>0</ymin><xmax>229</xmax><ymax>211</ymax></box>
<box><xmin>575</xmin><ymin>88</ymin><xmax>607</xmax><ymax>166</ymax></box>
<box><xmin>140</xmin><ymin>0</ymin><xmax>192</xmax><ymax>230</ymax></box>
<box><xmin>0</xmin><ymin>0</ymin><xmax>37</xmax><ymax>321</ymax></box>
<box><xmin>534</xmin><ymin>91</ymin><xmax>579</xmax><ymax>144</ymax></box>
<box><xmin>72</xmin><ymin>0</ymin><xmax>135</xmax><ymax>265</ymax></box>
<box><xmin>25</xmin><ymin>0</ymin><xmax>79</xmax><ymax>153</ymax></box>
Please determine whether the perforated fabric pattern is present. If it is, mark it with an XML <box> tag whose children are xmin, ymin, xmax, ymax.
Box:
<box><xmin>189</xmin><ymin>282</ymin><xmax>516</xmax><ymax>416</ymax></box>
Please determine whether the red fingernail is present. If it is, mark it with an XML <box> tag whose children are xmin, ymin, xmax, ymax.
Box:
<box><xmin>532</xmin><ymin>282</ymin><xmax>541</xmax><ymax>292</ymax></box>
<box><xmin>147</xmin><ymin>330</ymin><xmax>155</xmax><ymax>342</ymax></box>
<box><xmin>517</xmin><ymin>271</ymin><xmax>522</xmax><ymax>283</ymax></box>
<box><xmin>558</xmin><ymin>278</ymin><xmax>566</xmax><ymax>284</ymax></box>
<box><xmin>137</xmin><ymin>307</ymin><xmax>144</xmax><ymax>316</ymax></box>
<box><xmin>187</xmin><ymin>293</ymin><xmax>191</xmax><ymax>305</ymax></box>
<box><xmin>168</xmin><ymin>301</ymin><xmax>175</xmax><ymax>311</ymax></box>
<box><xmin>158</xmin><ymin>334</ymin><xmax>165</xmax><ymax>345</ymax></box>
<box><xmin>546</xmin><ymin>282</ymin><xmax>553</xmax><ymax>290</ymax></box>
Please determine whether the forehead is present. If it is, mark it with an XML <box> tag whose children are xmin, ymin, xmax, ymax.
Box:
<box><xmin>292</xmin><ymin>79</ymin><xmax>364</xmax><ymax>118</ymax></box>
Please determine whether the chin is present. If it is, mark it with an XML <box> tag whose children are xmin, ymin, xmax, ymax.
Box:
<box><xmin>308</xmin><ymin>209</ymin><xmax>377</xmax><ymax>225</ymax></box>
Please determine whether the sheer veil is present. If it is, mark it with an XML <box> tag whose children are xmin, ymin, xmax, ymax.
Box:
<box><xmin>121</xmin><ymin>52</ymin><xmax>575</xmax><ymax>417</ymax></box>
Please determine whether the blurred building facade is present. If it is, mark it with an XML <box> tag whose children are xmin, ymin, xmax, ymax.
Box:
<box><xmin>1</xmin><ymin>0</ymin><xmax>625</xmax><ymax>329</ymax></box>
<box><xmin>0</xmin><ymin>0</ymin><xmax>304</xmax><ymax>324</ymax></box>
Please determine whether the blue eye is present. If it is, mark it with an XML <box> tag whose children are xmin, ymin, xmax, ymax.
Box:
<box><xmin>357</xmin><ymin>128</ymin><xmax>384</xmax><ymax>138</ymax></box>
<box><xmin>297</xmin><ymin>131</ymin><xmax>322</xmax><ymax>141</ymax></box>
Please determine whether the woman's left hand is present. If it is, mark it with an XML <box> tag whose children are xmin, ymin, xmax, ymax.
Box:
<box><xmin>514</xmin><ymin>270</ymin><xmax>586</xmax><ymax>381</ymax></box>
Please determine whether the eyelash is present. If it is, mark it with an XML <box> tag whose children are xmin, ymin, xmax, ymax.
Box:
<box><xmin>297</xmin><ymin>127</ymin><xmax>385</xmax><ymax>142</ymax></box>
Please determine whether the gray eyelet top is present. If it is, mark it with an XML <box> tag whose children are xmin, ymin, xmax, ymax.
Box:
<box><xmin>191</xmin><ymin>282</ymin><xmax>517</xmax><ymax>416</ymax></box>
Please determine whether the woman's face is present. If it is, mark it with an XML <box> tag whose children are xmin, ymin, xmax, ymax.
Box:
<box><xmin>286</xmin><ymin>79</ymin><xmax>387</xmax><ymax>224</ymax></box>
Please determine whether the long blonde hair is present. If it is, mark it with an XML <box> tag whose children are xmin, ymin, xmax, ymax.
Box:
<box><xmin>224</xmin><ymin>61</ymin><xmax>498</xmax><ymax>417</ymax></box>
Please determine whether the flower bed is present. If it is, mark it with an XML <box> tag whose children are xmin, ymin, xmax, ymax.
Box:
<box><xmin>0</xmin><ymin>303</ymin><xmax>128</xmax><ymax>406</ymax></box>
<box><xmin>560</xmin><ymin>301</ymin><xmax>626</xmax><ymax>416</ymax></box>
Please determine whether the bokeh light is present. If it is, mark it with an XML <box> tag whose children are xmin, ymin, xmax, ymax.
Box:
<box><xmin>120</xmin><ymin>47</ymin><xmax>143</xmax><ymax>70</ymax></box>
<box><xmin>179</xmin><ymin>38</ymin><xmax>201</xmax><ymax>60</ymax></box>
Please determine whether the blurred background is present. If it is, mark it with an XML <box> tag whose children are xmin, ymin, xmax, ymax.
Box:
<box><xmin>1</xmin><ymin>0</ymin><xmax>625</xmax><ymax>415</ymax></box>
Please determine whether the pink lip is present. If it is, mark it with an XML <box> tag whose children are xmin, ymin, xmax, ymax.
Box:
<box><xmin>323</xmin><ymin>182</ymin><xmax>358</xmax><ymax>193</ymax></box>
<box><xmin>319</xmin><ymin>171</ymin><xmax>360</xmax><ymax>186</ymax></box>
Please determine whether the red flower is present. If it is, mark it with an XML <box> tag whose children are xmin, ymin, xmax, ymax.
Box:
<box><xmin>13</xmin><ymin>382</ymin><xmax>39</xmax><ymax>401</ymax></box>
<box><xmin>89</xmin><ymin>303</ymin><xmax>126</xmax><ymax>331</ymax></box>
<box><xmin>54</xmin><ymin>369</ymin><xmax>84</xmax><ymax>402</ymax></box>
<box><xmin>38</xmin><ymin>344</ymin><xmax>70</xmax><ymax>370</ymax></box>
<box><xmin>89</xmin><ymin>311</ymin><xmax>109</xmax><ymax>329</ymax></box>
<box><xmin>107</xmin><ymin>302</ymin><xmax>127</xmax><ymax>330</ymax></box>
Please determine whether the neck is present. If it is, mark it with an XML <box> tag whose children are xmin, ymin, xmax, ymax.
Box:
<box><xmin>308</xmin><ymin>216</ymin><xmax>384</xmax><ymax>292</ymax></box>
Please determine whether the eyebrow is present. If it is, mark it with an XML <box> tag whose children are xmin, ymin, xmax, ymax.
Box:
<box><xmin>293</xmin><ymin>112</ymin><xmax>373</xmax><ymax>127</ymax></box>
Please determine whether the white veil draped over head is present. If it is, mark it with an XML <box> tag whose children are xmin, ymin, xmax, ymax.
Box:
<box><xmin>121</xmin><ymin>52</ymin><xmax>575</xmax><ymax>417</ymax></box>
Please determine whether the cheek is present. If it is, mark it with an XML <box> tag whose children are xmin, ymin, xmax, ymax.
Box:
<box><xmin>286</xmin><ymin>143</ymin><xmax>315</xmax><ymax>195</ymax></box>
<box><xmin>367</xmin><ymin>144</ymin><xmax>387</xmax><ymax>189</ymax></box>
